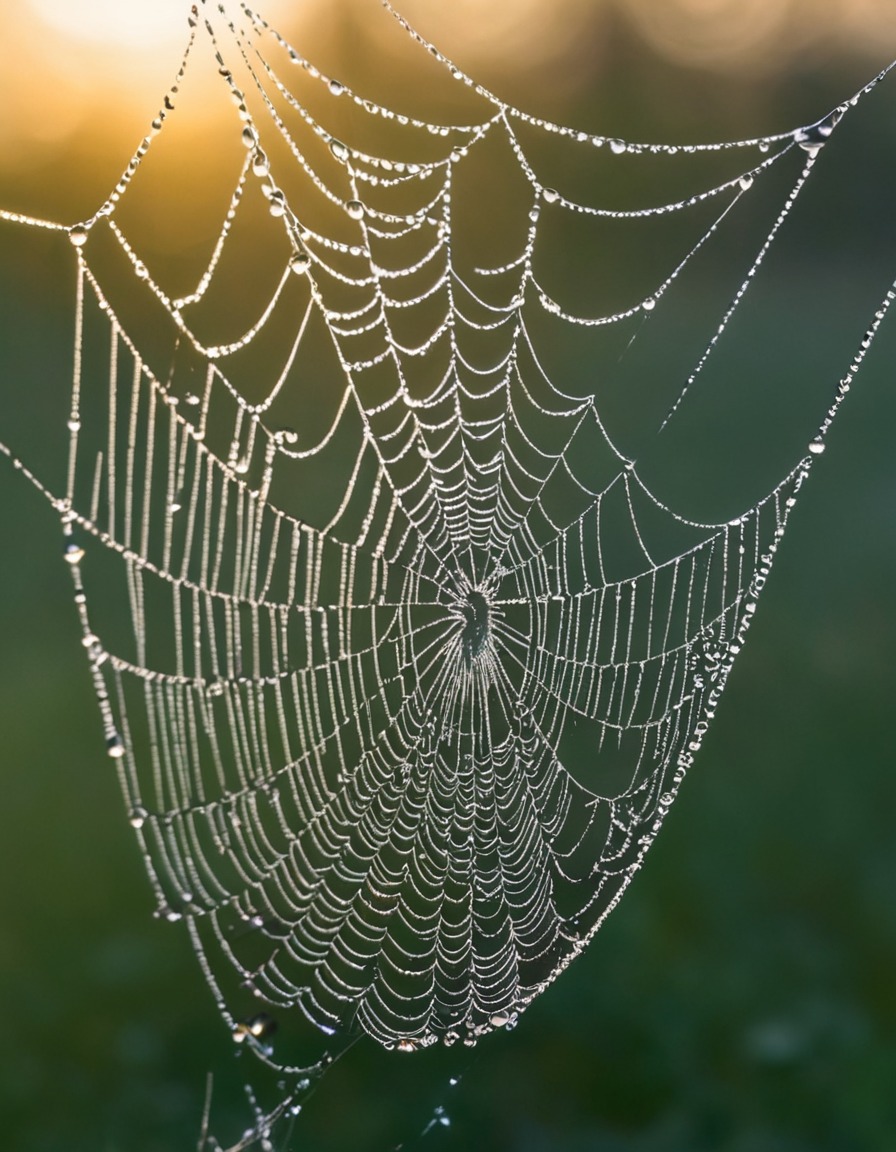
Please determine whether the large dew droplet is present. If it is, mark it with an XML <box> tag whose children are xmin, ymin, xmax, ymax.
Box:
<box><xmin>329</xmin><ymin>137</ymin><xmax>350</xmax><ymax>162</ymax></box>
<box><xmin>794</xmin><ymin>122</ymin><xmax>833</xmax><ymax>157</ymax></box>
<box><xmin>345</xmin><ymin>199</ymin><xmax>365</xmax><ymax>221</ymax></box>
<box><xmin>107</xmin><ymin>733</ymin><xmax>126</xmax><ymax>759</ymax></box>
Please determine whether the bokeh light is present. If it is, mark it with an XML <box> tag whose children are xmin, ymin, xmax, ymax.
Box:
<box><xmin>29</xmin><ymin>0</ymin><xmax>203</xmax><ymax>49</ymax></box>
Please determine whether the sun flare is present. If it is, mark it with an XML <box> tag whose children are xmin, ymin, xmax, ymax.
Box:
<box><xmin>27</xmin><ymin>0</ymin><xmax>200</xmax><ymax>50</ymax></box>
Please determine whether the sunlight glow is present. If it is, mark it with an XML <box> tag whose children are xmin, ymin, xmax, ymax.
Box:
<box><xmin>28</xmin><ymin>0</ymin><xmax>197</xmax><ymax>50</ymax></box>
<box><xmin>3</xmin><ymin>0</ymin><xmax>895</xmax><ymax>190</ymax></box>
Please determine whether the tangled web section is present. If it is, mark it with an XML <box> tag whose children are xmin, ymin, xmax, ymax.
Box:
<box><xmin>1</xmin><ymin>0</ymin><xmax>894</xmax><ymax>1099</ymax></box>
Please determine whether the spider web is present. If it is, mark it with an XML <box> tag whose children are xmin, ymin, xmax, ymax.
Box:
<box><xmin>1</xmin><ymin>0</ymin><xmax>894</xmax><ymax>1115</ymax></box>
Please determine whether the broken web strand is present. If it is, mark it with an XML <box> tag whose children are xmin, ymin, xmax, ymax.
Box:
<box><xmin>2</xmin><ymin>2</ymin><xmax>896</xmax><ymax>1147</ymax></box>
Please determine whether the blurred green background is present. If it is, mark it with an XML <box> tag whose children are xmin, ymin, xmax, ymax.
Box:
<box><xmin>1</xmin><ymin>3</ymin><xmax>895</xmax><ymax>1151</ymax></box>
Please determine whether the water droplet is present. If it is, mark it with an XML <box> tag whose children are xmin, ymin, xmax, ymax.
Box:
<box><xmin>241</xmin><ymin>126</ymin><xmax>257</xmax><ymax>149</ymax></box>
<box><xmin>232</xmin><ymin>1012</ymin><xmax>277</xmax><ymax>1042</ymax></box>
<box><xmin>129</xmin><ymin>806</ymin><xmax>148</xmax><ymax>829</ymax></box>
<box><xmin>739</xmin><ymin>174</ymin><xmax>754</xmax><ymax>191</ymax></box>
<box><xmin>609</xmin><ymin>139</ymin><xmax>626</xmax><ymax>155</ymax></box>
<box><xmin>345</xmin><ymin>199</ymin><xmax>365</xmax><ymax>221</ymax></box>
<box><xmin>106</xmin><ymin>733</ymin><xmax>126</xmax><ymax>759</ymax></box>
<box><xmin>642</xmin><ymin>296</ymin><xmax>656</xmax><ymax>312</ymax></box>
<box><xmin>542</xmin><ymin>187</ymin><xmax>560</xmax><ymax>204</ymax></box>
<box><xmin>329</xmin><ymin>137</ymin><xmax>349</xmax><ymax>162</ymax></box>
<box><xmin>289</xmin><ymin>250</ymin><xmax>310</xmax><ymax>274</ymax></box>
<box><xmin>328</xmin><ymin>78</ymin><xmax>344</xmax><ymax>96</ymax></box>
<box><xmin>184</xmin><ymin>393</ymin><xmax>201</xmax><ymax>406</ymax></box>
<box><xmin>808</xmin><ymin>439</ymin><xmax>825</xmax><ymax>455</ymax></box>
<box><xmin>134</xmin><ymin>261</ymin><xmax>148</xmax><ymax>280</ymax></box>
<box><xmin>68</xmin><ymin>225</ymin><xmax>89</xmax><ymax>247</ymax></box>
<box><xmin>396</xmin><ymin>1039</ymin><xmax>417</xmax><ymax>1053</ymax></box>
<box><xmin>67</xmin><ymin>418</ymin><xmax>81</xmax><ymax>432</ymax></box>
<box><xmin>252</xmin><ymin>150</ymin><xmax>269</xmax><ymax>177</ymax></box>
<box><xmin>794</xmin><ymin>122</ymin><xmax>833</xmax><ymax>157</ymax></box>
<box><xmin>64</xmin><ymin>540</ymin><xmax>85</xmax><ymax>564</ymax></box>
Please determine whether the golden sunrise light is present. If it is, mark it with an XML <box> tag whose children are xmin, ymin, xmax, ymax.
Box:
<box><xmin>2</xmin><ymin>0</ymin><xmax>896</xmax><ymax>197</ymax></box>
<box><xmin>28</xmin><ymin>0</ymin><xmax>198</xmax><ymax>50</ymax></box>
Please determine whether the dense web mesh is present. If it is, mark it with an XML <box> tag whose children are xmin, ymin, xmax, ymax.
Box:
<box><xmin>1</xmin><ymin>0</ymin><xmax>894</xmax><ymax>1095</ymax></box>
